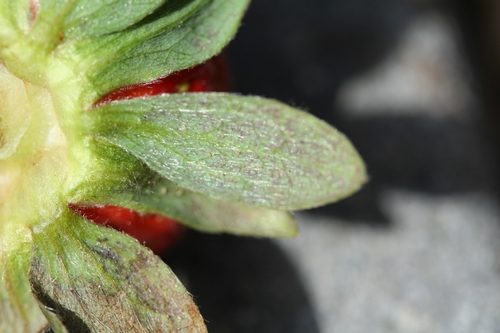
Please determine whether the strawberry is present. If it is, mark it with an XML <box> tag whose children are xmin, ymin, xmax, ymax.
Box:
<box><xmin>0</xmin><ymin>1</ymin><xmax>366</xmax><ymax>332</ymax></box>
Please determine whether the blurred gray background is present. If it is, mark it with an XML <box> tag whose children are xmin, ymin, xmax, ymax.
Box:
<box><xmin>164</xmin><ymin>0</ymin><xmax>500</xmax><ymax>332</ymax></box>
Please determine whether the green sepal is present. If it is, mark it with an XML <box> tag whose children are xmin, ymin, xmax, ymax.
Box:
<box><xmin>29</xmin><ymin>210</ymin><xmax>207</xmax><ymax>333</ymax></box>
<box><xmin>65</xmin><ymin>139</ymin><xmax>152</xmax><ymax>205</ymax></box>
<box><xmin>89</xmin><ymin>93</ymin><xmax>367</xmax><ymax>210</ymax></box>
<box><xmin>72</xmin><ymin>0</ymin><xmax>247</xmax><ymax>103</ymax></box>
<box><xmin>97</xmin><ymin>176</ymin><xmax>298</xmax><ymax>237</ymax></box>
<box><xmin>0</xmin><ymin>0</ymin><xmax>30</xmax><ymax>47</ymax></box>
<box><xmin>127</xmin><ymin>177</ymin><xmax>299</xmax><ymax>237</ymax></box>
<box><xmin>33</xmin><ymin>0</ymin><xmax>203</xmax><ymax>43</ymax></box>
<box><xmin>68</xmin><ymin>141</ymin><xmax>298</xmax><ymax>238</ymax></box>
<box><xmin>37</xmin><ymin>308</ymin><xmax>69</xmax><ymax>333</ymax></box>
<box><xmin>29</xmin><ymin>0</ymin><xmax>169</xmax><ymax>47</ymax></box>
<box><xmin>62</xmin><ymin>0</ymin><xmax>167</xmax><ymax>39</ymax></box>
<box><xmin>0</xmin><ymin>237</ymin><xmax>47</xmax><ymax>333</ymax></box>
<box><xmin>2</xmin><ymin>0</ymin><xmax>247</xmax><ymax>104</ymax></box>
<box><xmin>0</xmin><ymin>63</ymin><xmax>31</xmax><ymax>159</ymax></box>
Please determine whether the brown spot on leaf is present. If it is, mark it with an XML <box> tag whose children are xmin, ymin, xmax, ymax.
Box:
<box><xmin>30</xmin><ymin>0</ymin><xmax>39</xmax><ymax>24</ymax></box>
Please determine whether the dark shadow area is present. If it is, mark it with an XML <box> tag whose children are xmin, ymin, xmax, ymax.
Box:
<box><xmin>454</xmin><ymin>0</ymin><xmax>500</xmax><ymax>152</ymax></box>
<box><xmin>227</xmin><ymin>0</ymin><xmax>416</xmax><ymax>118</ymax></box>
<box><xmin>227</xmin><ymin>0</ymin><xmax>498</xmax><ymax>225</ymax></box>
<box><xmin>311</xmin><ymin>114</ymin><xmax>498</xmax><ymax>224</ymax></box>
<box><xmin>341</xmin><ymin>116</ymin><xmax>495</xmax><ymax>194</ymax></box>
<box><xmin>162</xmin><ymin>232</ymin><xmax>320</xmax><ymax>333</ymax></box>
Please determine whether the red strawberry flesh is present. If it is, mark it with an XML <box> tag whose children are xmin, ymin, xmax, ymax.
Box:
<box><xmin>69</xmin><ymin>204</ymin><xmax>186</xmax><ymax>254</ymax></box>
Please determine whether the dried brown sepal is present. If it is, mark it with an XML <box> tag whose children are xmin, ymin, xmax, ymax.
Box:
<box><xmin>29</xmin><ymin>212</ymin><xmax>207</xmax><ymax>333</ymax></box>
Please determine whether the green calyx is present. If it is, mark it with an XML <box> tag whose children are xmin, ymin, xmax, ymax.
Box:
<box><xmin>0</xmin><ymin>0</ymin><xmax>366</xmax><ymax>332</ymax></box>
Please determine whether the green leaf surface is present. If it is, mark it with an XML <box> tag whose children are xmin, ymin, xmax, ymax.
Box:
<box><xmin>37</xmin><ymin>305</ymin><xmax>69</xmax><ymax>333</ymax></box>
<box><xmin>0</xmin><ymin>240</ymin><xmax>47</xmax><ymax>333</ymax></box>
<box><xmin>29</xmin><ymin>212</ymin><xmax>207</xmax><ymax>333</ymax></box>
<box><xmin>101</xmin><ymin>175</ymin><xmax>298</xmax><ymax>237</ymax></box>
<box><xmin>67</xmin><ymin>140</ymin><xmax>298</xmax><ymax>238</ymax></box>
<box><xmin>90</xmin><ymin>93</ymin><xmax>367</xmax><ymax>210</ymax></box>
<box><xmin>79</xmin><ymin>0</ymin><xmax>248</xmax><ymax>101</ymax></box>
<box><xmin>0</xmin><ymin>63</ymin><xmax>31</xmax><ymax>159</ymax></box>
<box><xmin>31</xmin><ymin>0</ymin><xmax>172</xmax><ymax>42</ymax></box>
<box><xmin>63</xmin><ymin>0</ymin><xmax>167</xmax><ymax>39</ymax></box>
<box><xmin>0</xmin><ymin>0</ymin><xmax>30</xmax><ymax>46</ymax></box>
<box><xmin>30</xmin><ymin>0</ymin><xmax>76</xmax><ymax>50</ymax></box>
